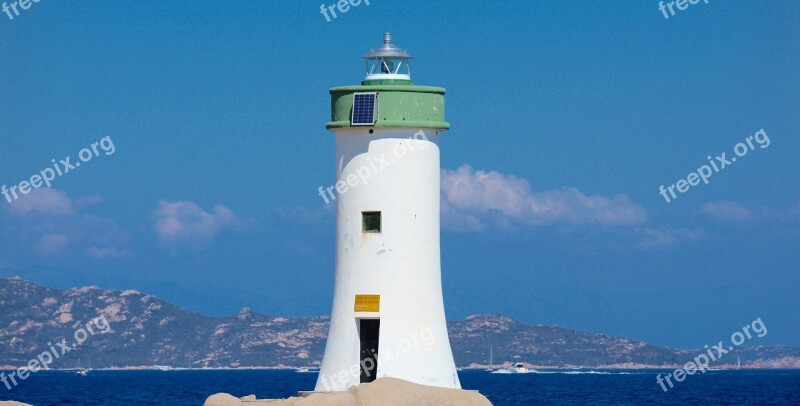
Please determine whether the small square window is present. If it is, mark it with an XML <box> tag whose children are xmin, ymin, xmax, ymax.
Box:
<box><xmin>362</xmin><ymin>211</ymin><xmax>381</xmax><ymax>233</ymax></box>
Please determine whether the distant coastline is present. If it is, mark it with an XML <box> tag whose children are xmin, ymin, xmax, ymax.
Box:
<box><xmin>2</xmin><ymin>365</ymin><xmax>797</xmax><ymax>371</ymax></box>
<box><xmin>2</xmin><ymin>278</ymin><xmax>799</xmax><ymax>371</ymax></box>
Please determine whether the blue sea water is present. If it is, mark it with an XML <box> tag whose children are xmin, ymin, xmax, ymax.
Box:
<box><xmin>2</xmin><ymin>369</ymin><xmax>799</xmax><ymax>405</ymax></box>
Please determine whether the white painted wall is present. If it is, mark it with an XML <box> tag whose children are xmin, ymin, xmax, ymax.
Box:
<box><xmin>315</xmin><ymin>127</ymin><xmax>460</xmax><ymax>391</ymax></box>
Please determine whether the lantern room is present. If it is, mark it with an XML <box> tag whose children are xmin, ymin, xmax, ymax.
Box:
<box><xmin>363</xmin><ymin>32</ymin><xmax>412</xmax><ymax>82</ymax></box>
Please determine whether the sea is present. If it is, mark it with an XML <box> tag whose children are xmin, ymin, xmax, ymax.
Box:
<box><xmin>2</xmin><ymin>369</ymin><xmax>799</xmax><ymax>405</ymax></box>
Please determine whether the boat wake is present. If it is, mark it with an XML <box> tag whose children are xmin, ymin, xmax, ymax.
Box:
<box><xmin>542</xmin><ymin>370</ymin><xmax>647</xmax><ymax>375</ymax></box>
<box><xmin>490</xmin><ymin>370</ymin><xmax>649</xmax><ymax>375</ymax></box>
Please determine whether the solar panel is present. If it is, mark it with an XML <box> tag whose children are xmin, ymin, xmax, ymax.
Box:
<box><xmin>352</xmin><ymin>93</ymin><xmax>377</xmax><ymax>126</ymax></box>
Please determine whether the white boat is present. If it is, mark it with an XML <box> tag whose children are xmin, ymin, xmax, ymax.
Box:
<box><xmin>504</xmin><ymin>363</ymin><xmax>530</xmax><ymax>373</ymax></box>
<box><xmin>485</xmin><ymin>346</ymin><xmax>494</xmax><ymax>372</ymax></box>
<box><xmin>152</xmin><ymin>365</ymin><xmax>173</xmax><ymax>371</ymax></box>
<box><xmin>76</xmin><ymin>356</ymin><xmax>90</xmax><ymax>376</ymax></box>
<box><xmin>295</xmin><ymin>367</ymin><xmax>318</xmax><ymax>373</ymax></box>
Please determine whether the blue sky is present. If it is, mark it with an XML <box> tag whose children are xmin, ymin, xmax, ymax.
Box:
<box><xmin>1</xmin><ymin>1</ymin><xmax>798</xmax><ymax>348</ymax></box>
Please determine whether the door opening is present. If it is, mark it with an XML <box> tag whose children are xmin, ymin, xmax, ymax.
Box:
<box><xmin>359</xmin><ymin>319</ymin><xmax>380</xmax><ymax>383</ymax></box>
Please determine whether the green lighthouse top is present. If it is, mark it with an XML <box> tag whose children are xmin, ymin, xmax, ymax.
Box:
<box><xmin>326</xmin><ymin>33</ymin><xmax>449</xmax><ymax>131</ymax></box>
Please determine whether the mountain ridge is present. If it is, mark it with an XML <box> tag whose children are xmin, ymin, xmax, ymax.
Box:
<box><xmin>1</xmin><ymin>278</ymin><xmax>798</xmax><ymax>370</ymax></box>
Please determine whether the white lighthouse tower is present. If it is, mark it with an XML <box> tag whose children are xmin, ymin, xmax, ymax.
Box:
<box><xmin>315</xmin><ymin>33</ymin><xmax>460</xmax><ymax>391</ymax></box>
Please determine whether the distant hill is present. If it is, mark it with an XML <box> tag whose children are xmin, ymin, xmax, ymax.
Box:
<box><xmin>449</xmin><ymin>314</ymin><xmax>691</xmax><ymax>368</ymax></box>
<box><xmin>0</xmin><ymin>278</ymin><xmax>798</xmax><ymax>369</ymax></box>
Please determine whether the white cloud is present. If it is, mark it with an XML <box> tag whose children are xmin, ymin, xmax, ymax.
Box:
<box><xmin>35</xmin><ymin>234</ymin><xmax>70</xmax><ymax>255</ymax></box>
<box><xmin>789</xmin><ymin>202</ymin><xmax>800</xmax><ymax>219</ymax></box>
<box><xmin>7</xmin><ymin>188</ymin><xmax>74</xmax><ymax>215</ymax></box>
<box><xmin>441</xmin><ymin>165</ymin><xmax>646</xmax><ymax>231</ymax></box>
<box><xmin>441</xmin><ymin>200</ymin><xmax>487</xmax><ymax>232</ymax></box>
<box><xmin>75</xmin><ymin>195</ymin><xmax>104</xmax><ymax>207</ymax></box>
<box><xmin>636</xmin><ymin>228</ymin><xmax>705</xmax><ymax>250</ymax></box>
<box><xmin>153</xmin><ymin>200</ymin><xmax>238</xmax><ymax>247</ymax></box>
<box><xmin>86</xmin><ymin>246</ymin><xmax>134</xmax><ymax>260</ymax></box>
<box><xmin>700</xmin><ymin>201</ymin><xmax>753</xmax><ymax>221</ymax></box>
<box><xmin>274</xmin><ymin>206</ymin><xmax>331</xmax><ymax>226</ymax></box>
<box><xmin>2</xmin><ymin>190</ymin><xmax>134</xmax><ymax>260</ymax></box>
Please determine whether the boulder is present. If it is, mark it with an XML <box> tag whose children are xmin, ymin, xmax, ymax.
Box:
<box><xmin>205</xmin><ymin>377</ymin><xmax>492</xmax><ymax>405</ymax></box>
<box><xmin>298</xmin><ymin>391</ymin><xmax>358</xmax><ymax>405</ymax></box>
<box><xmin>349</xmin><ymin>378</ymin><xmax>491</xmax><ymax>406</ymax></box>
<box><xmin>204</xmin><ymin>393</ymin><xmax>242</xmax><ymax>406</ymax></box>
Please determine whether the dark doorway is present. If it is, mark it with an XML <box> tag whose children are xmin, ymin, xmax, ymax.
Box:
<box><xmin>359</xmin><ymin>319</ymin><xmax>380</xmax><ymax>383</ymax></box>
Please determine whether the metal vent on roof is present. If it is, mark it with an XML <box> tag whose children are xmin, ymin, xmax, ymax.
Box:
<box><xmin>352</xmin><ymin>92</ymin><xmax>377</xmax><ymax>126</ymax></box>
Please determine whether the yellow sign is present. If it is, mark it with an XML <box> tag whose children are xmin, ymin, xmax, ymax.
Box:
<box><xmin>354</xmin><ymin>294</ymin><xmax>380</xmax><ymax>312</ymax></box>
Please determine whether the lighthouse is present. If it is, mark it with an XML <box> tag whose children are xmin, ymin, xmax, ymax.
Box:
<box><xmin>315</xmin><ymin>33</ymin><xmax>460</xmax><ymax>391</ymax></box>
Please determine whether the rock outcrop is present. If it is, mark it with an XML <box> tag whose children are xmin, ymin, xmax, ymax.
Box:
<box><xmin>204</xmin><ymin>378</ymin><xmax>492</xmax><ymax>405</ymax></box>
